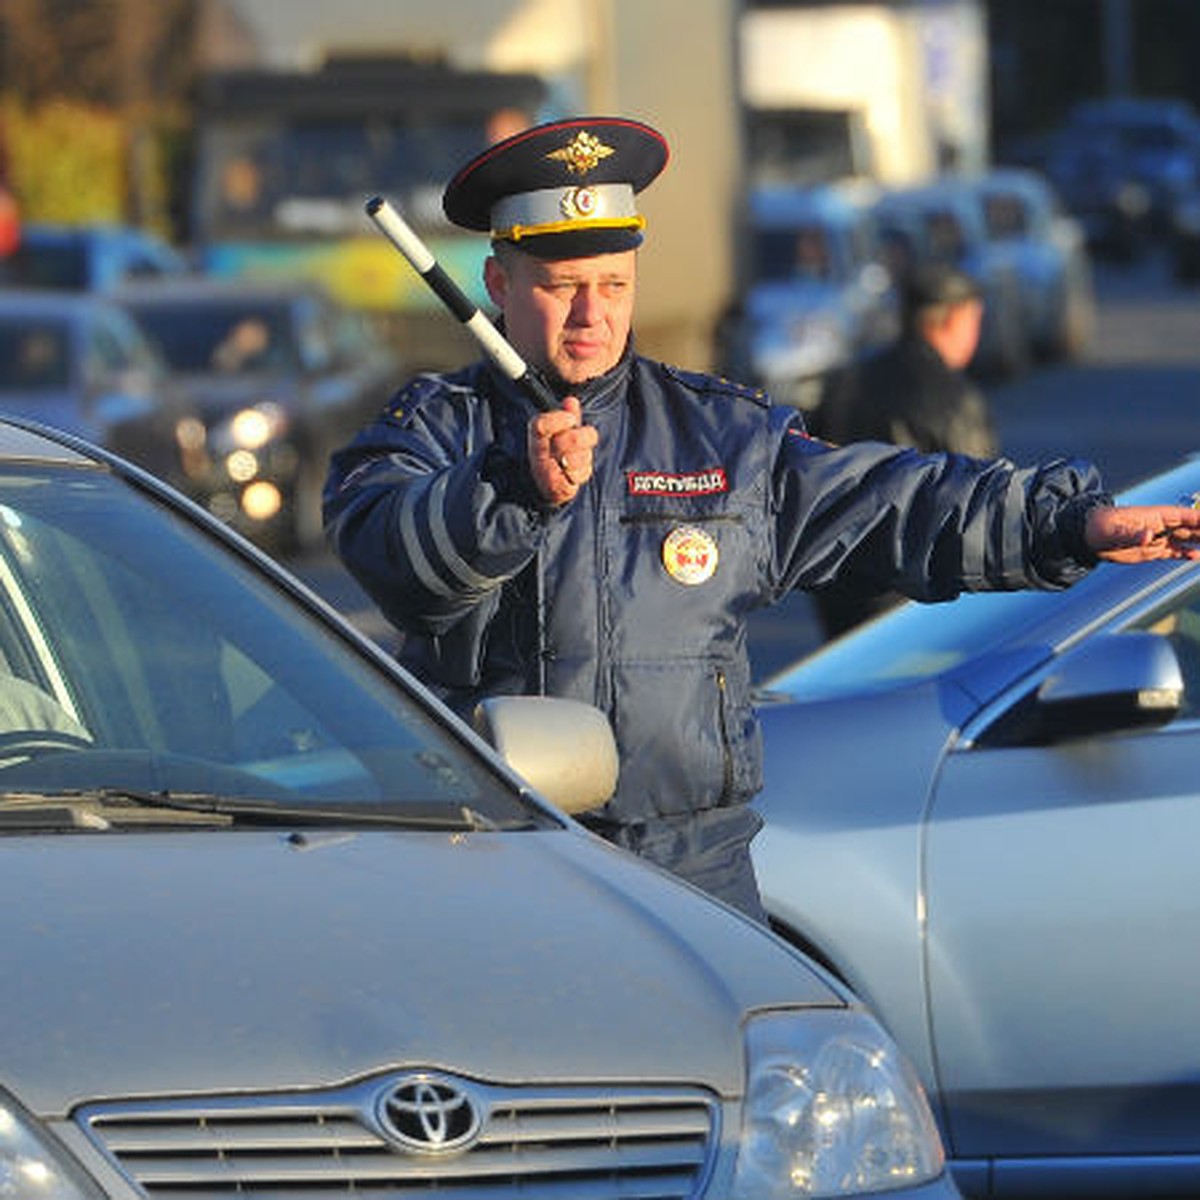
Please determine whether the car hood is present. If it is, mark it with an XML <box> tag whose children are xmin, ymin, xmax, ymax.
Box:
<box><xmin>5</xmin><ymin>826</ymin><xmax>839</xmax><ymax>1114</ymax></box>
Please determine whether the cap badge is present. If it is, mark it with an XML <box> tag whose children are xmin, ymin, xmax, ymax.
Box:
<box><xmin>560</xmin><ymin>186</ymin><xmax>599</xmax><ymax>220</ymax></box>
<box><xmin>662</xmin><ymin>525</ymin><xmax>719</xmax><ymax>586</ymax></box>
<box><xmin>547</xmin><ymin>130</ymin><xmax>615</xmax><ymax>175</ymax></box>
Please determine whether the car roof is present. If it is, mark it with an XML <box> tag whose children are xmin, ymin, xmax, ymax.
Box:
<box><xmin>1069</xmin><ymin>96</ymin><xmax>1199</xmax><ymax>128</ymax></box>
<box><xmin>114</xmin><ymin>277</ymin><xmax>332</xmax><ymax>306</ymax></box>
<box><xmin>0</xmin><ymin>287</ymin><xmax>119</xmax><ymax>319</ymax></box>
<box><xmin>749</xmin><ymin>180</ymin><xmax>883</xmax><ymax>226</ymax></box>
<box><xmin>21</xmin><ymin>222</ymin><xmax>161</xmax><ymax>244</ymax></box>
<box><xmin>0</xmin><ymin>415</ymin><xmax>101</xmax><ymax>466</ymax></box>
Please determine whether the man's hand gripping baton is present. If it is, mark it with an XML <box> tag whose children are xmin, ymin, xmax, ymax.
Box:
<box><xmin>365</xmin><ymin>195</ymin><xmax>557</xmax><ymax>412</ymax></box>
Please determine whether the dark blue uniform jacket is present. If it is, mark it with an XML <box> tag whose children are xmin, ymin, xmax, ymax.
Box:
<box><xmin>324</xmin><ymin>347</ymin><xmax>1109</xmax><ymax>826</ymax></box>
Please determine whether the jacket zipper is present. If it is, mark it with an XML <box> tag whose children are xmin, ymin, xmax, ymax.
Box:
<box><xmin>716</xmin><ymin>667</ymin><xmax>733</xmax><ymax>804</ymax></box>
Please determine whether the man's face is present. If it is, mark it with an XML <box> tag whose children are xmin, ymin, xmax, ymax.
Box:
<box><xmin>938</xmin><ymin>298</ymin><xmax>985</xmax><ymax>370</ymax></box>
<box><xmin>485</xmin><ymin>247</ymin><xmax>637</xmax><ymax>385</ymax></box>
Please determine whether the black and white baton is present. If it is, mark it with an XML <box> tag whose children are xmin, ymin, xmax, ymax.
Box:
<box><xmin>365</xmin><ymin>195</ymin><xmax>558</xmax><ymax>412</ymax></box>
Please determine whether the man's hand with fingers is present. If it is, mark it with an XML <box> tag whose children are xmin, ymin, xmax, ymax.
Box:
<box><xmin>528</xmin><ymin>396</ymin><xmax>599</xmax><ymax>505</ymax></box>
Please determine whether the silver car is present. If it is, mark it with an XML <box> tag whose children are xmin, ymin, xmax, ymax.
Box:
<box><xmin>0</xmin><ymin>288</ymin><xmax>196</xmax><ymax>492</ymax></box>
<box><xmin>973</xmin><ymin>167</ymin><xmax>1096</xmax><ymax>361</ymax></box>
<box><xmin>0</xmin><ymin>417</ymin><xmax>955</xmax><ymax>1200</ymax></box>
<box><xmin>721</xmin><ymin>182</ymin><xmax>898</xmax><ymax>411</ymax></box>
<box><xmin>752</xmin><ymin>456</ymin><xmax>1200</xmax><ymax>1198</ymax></box>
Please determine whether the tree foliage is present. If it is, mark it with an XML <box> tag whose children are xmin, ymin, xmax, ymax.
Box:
<box><xmin>0</xmin><ymin>0</ymin><xmax>200</xmax><ymax>231</ymax></box>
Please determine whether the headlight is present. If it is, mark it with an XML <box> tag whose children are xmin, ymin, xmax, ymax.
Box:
<box><xmin>732</xmin><ymin>1009</ymin><xmax>944</xmax><ymax>1199</ymax></box>
<box><xmin>1114</xmin><ymin>182</ymin><xmax>1151</xmax><ymax>217</ymax></box>
<box><xmin>215</xmin><ymin>403</ymin><xmax>289</xmax><ymax>453</ymax></box>
<box><xmin>0</xmin><ymin>1092</ymin><xmax>104</xmax><ymax>1198</ymax></box>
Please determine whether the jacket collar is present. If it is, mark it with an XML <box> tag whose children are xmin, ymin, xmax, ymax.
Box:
<box><xmin>484</xmin><ymin>337</ymin><xmax>635</xmax><ymax>416</ymax></box>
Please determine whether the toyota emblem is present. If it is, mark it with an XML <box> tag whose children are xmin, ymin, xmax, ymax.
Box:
<box><xmin>377</xmin><ymin>1074</ymin><xmax>481</xmax><ymax>1153</ymax></box>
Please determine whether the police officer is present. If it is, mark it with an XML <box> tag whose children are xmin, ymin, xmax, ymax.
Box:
<box><xmin>325</xmin><ymin>116</ymin><xmax>1200</xmax><ymax>923</ymax></box>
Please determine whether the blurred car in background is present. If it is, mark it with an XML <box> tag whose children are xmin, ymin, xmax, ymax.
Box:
<box><xmin>1167</xmin><ymin>182</ymin><xmax>1200</xmax><ymax>282</ymax></box>
<box><xmin>0</xmin><ymin>413</ymin><xmax>957</xmax><ymax>1200</ymax></box>
<box><xmin>972</xmin><ymin>167</ymin><xmax>1096</xmax><ymax>360</ymax></box>
<box><xmin>1043</xmin><ymin>122</ymin><xmax>1155</xmax><ymax>258</ymax></box>
<box><xmin>751</xmin><ymin>455</ymin><xmax>1200</xmax><ymax>1198</ymax></box>
<box><xmin>872</xmin><ymin>179</ymin><xmax>1031</xmax><ymax>380</ymax></box>
<box><xmin>718</xmin><ymin>181</ymin><xmax>899</xmax><ymax>411</ymax></box>
<box><xmin>5</xmin><ymin>222</ymin><xmax>191</xmax><ymax>291</ymax></box>
<box><xmin>117</xmin><ymin>277</ymin><xmax>401</xmax><ymax>554</ymax></box>
<box><xmin>0</xmin><ymin>288</ymin><xmax>194</xmax><ymax>488</ymax></box>
<box><xmin>1062</xmin><ymin>96</ymin><xmax>1200</xmax><ymax>231</ymax></box>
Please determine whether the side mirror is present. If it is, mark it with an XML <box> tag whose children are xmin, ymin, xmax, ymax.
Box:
<box><xmin>473</xmin><ymin>696</ymin><xmax>618</xmax><ymax>816</ymax></box>
<box><xmin>987</xmin><ymin>631</ymin><xmax>1184</xmax><ymax>747</ymax></box>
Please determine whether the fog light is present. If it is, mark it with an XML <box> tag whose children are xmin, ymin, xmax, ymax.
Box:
<box><xmin>242</xmin><ymin>481</ymin><xmax>282</xmax><ymax>522</ymax></box>
<box><xmin>226</xmin><ymin>450</ymin><xmax>259</xmax><ymax>483</ymax></box>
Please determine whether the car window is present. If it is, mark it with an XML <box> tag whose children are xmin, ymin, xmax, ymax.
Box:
<box><xmin>131</xmin><ymin>301</ymin><xmax>299</xmax><ymax>374</ymax></box>
<box><xmin>0</xmin><ymin>321</ymin><xmax>71</xmax><ymax>390</ymax></box>
<box><xmin>1133</xmin><ymin>581</ymin><xmax>1200</xmax><ymax>718</ymax></box>
<box><xmin>922</xmin><ymin>210</ymin><xmax>968</xmax><ymax>261</ymax></box>
<box><xmin>982</xmin><ymin>192</ymin><xmax>1028</xmax><ymax>239</ymax></box>
<box><xmin>292</xmin><ymin>296</ymin><xmax>337</xmax><ymax>373</ymax></box>
<box><xmin>90</xmin><ymin>315</ymin><xmax>138</xmax><ymax>375</ymax></box>
<box><xmin>9</xmin><ymin>240</ymin><xmax>90</xmax><ymax>288</ymax></box>
<box><xmin>752</xmin><ymin>226</ymin><xmax>832</xmax><ymax>283</ymax></box>
<box><xmin>0</xmin><ymin>464</ymin><xmax>544</xmax><ymax>826</ymax></box>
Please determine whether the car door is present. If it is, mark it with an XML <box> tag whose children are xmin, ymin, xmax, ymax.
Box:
<box><xmin>922</xmin><ymin>568</ymin><xmax>1200</xmax><ymax>1187</ymax></box>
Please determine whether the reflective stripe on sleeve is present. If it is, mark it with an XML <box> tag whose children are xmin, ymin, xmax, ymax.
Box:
<box><xmin>425</xmin><ymin>471</ymin><xmax>510</xmax><ymax>593</ymax></box>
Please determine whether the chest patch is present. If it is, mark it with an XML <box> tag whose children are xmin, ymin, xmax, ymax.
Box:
<box><xmin>662</xmin><ymin>525</ymin><xmax>719</xmax><ymax>586</ymax></box>
<box><xmin>627</xmin><ymin>467</ymin><xmax>728</xmax><ymax>496</ymax></box>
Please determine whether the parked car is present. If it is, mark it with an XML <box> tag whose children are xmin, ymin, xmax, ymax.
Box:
<box><xmin>1042</xmin><ymin>120</ymin><xmax>1155</xmax><ymax>259</ymax></box>
<box><xmin>1055</xmin><ymin>96</ymin><xmax>1200</xmax><ymax>234</ymax></box>
<box><xmin>5</xmin><ymin>222</ymin><xmax>191</xmax><ymax>291</ymax></box>
<box><xmin>117</xmin><ymin>277</ymin><xmax>402</xmax><ymax>553</ymax></box>
<box><xmin>751</xmin><ymin>454</ymin><xmax>1200</xmax><ymax>1197</ymax></box>
<box><xmin>873</xmin><ymin>180</ymin><xmax>1031</xmax><ymax>380</ymax></box>
<box><xmin>971</xmin><ymin>167</ymin><xmax>1096</xmax><ymax>360</ymax></box>
<box><xmin>719</xmin><ymin>181</ymin><xmax>899</xmax><ymax>411</ymax></box>
<box><xmin>0</xmin><ymin>413</ymin><xmax>956</xmax><ymax>1200</ymax></box>
<box><xmin>0</xmin><ymin>288</ymin><xmax>195</xmax><ymax>489</ymax></box>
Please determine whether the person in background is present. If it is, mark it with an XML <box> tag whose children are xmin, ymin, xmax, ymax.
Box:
<box><xmin>325</xmin><ymin>116</ymin><xmax>1200</xmax><ymax>923</ymax></box>
<box><xmin>809</xmin><ymin>262</ymin><xmax>998</xmax><ymax>638</ymax></box>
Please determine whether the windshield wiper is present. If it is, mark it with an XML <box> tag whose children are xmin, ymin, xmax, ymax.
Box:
<box><xmin>0</xmin><ymin>790</ymin><xmax>235</xmax><ymax>830</ymax></box>
<box><xmin>0</xmin><ymin>790</ymin><xmax>532</xmax><ymax>832</ymax></box>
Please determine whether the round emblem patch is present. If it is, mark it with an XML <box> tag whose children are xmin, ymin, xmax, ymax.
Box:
<box><xmin>661</xmin><ymin>525</ymin><xmax>719</xmax><ymax>586</ymax></box>
<box><xmin>561</xmin><ymin>186</ymin><xmax>599</xmax><ymax>219</ymax></box>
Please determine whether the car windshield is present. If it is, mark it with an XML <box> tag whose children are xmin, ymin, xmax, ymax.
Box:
<box><xmin>753</xmin><ymin>226</ymin><xmax>834</xmax><ymax>283</ymax></box>
<box><xmin>982</xmin><ymin>192</ymin><xmax>1028</xmax><ymax>238</ymax></box>
<box><xmin>9</xmin><ymin>240</ymin><xmax>89</xmax><ymax>289</ymax></box>
<box><xmin>0</xmin><ymin>461</ymin><xmax>543</xmax><ymax>828</ymax></box>
<box><xmin>129</xmin><ymin>301</ymin><xmax>304</xmax><ymax>374</ymax></box>
<box><xmin>760</xmin><ymin>587</ymin><xmax>1063</xmax><ymax>701</ymax></box>
<box><xmin>0</xmin><ymin>321</ymin><xmax>71</xmax><ymax>391</ymax></box>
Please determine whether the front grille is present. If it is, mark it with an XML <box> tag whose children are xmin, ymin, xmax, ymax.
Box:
<box><xmin>76</xmin><ymin>1071</ymin><xmax>719</xmax><ymax>1198</ymax></box>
